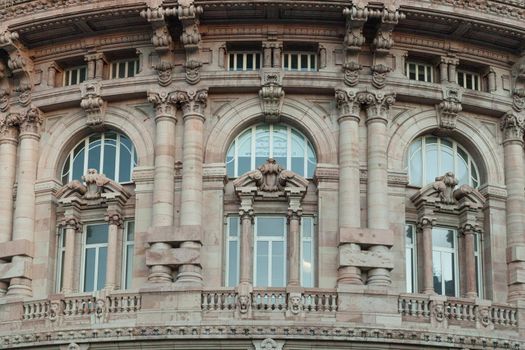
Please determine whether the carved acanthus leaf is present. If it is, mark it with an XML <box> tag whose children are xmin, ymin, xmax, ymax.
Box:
<box><xmin>500</xmin><ymin>111</ymin><xmax>525</xmax><ymax>142</ymax></box>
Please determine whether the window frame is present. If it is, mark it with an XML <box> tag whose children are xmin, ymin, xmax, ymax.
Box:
<box><xmin>474</xmin><ymin>233</ymin><xmax>484</xmax><ymax>299</ymax></box>
<box><xmin>80</xmin><ymin>222</ymin><xmax>109</xmax><ymax>293</ymax></box>
<box><xmin>55</xmin><ymin>227</ymin><xmax>66</xmax><ymax>293</ymax></box>
<box><xmin>63</xmin><ymin>65</ymin><xmax>88</xmax><ymax>86</ymax></box>
<box><xmin>405</xmin><ymin>223</ymin><xmax>418</xmax><ymax>294</ymax></box>
<box><xmin>227</xmin><ymin>52</ymin><xmax>262</xmax><ymax>71</ymax></box>
<box><xmin>283</xmin><ymin>52</ymin><xmax>317</xmax><ymax>72</ymax></box>
<box><xmin>110</xmin><ymin>59</ymin><xmax>140</xmax><ymax>79</ymax></box>
<box><xmin>253</xmin><ymin>216</ymin><xmax>287</xmax><ymax>288</ymax></box>
<box><xmin>457</xmin><ymin>70</ymin><xmax>481</xmax><ymax>91</ymax></box>
<box><xmin>431</xmin><ymin>227</ymin><xmax>459</xmax><ymax>297</ymax></box>
<box><xmin>300</xmin><ymin>216</ymin><xmax>315</xmax><ymax>288</ymax></box>
<box><xmin>405</xmin><ymin>61</ymin><xmax>433</xmax><ymax>83</ymax></box>
<box><xmin>121</xmin><ymin>220</ymin><xmax>135</xmax><ymax>290</ymax></box>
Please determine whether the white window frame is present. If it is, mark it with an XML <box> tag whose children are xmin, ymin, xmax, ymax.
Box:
<box><xmin>474</xmin><ymin>233</ymin><xmax>483</xmax><ymax>299</ymax></box>
<box><xmin>432</xmin><ymin>227</ymin><xmax>459</xmax><ymax>297</ymax></box>
<box><xmin>226</xmin><ymin>124</ymin><xmax>317</xmax><ymax>179</ymax></box>
<box><xmin>110</xmin><ymin>59</ymin><xmax>140</xmax><ymax>79</ymax></box>
<box><xmin>225</xmin><ymin>216</ymin><xmax>240</xmax><ymax>287</ymax></box>
<box><xmin>62</xmin><ymin>132</ymin><xmax>137</xmax><ymax>185</ymax></box>
<box><xmin>457</xmin><ymin>70</ymin><xmax>481</xmax><ymax>91</ymax></box>
<box><xmin>253</xmin><ymin>216</ymin><xmax>287</xmax><ymax>287</ymax></box>
<box><xmin>300</xmin><ymin>216</ymin><xmax>315</xmax><ymax>288</ymax></box>
<box><xmin>227</xmin><ymin>52</ymin><xmax>261</xmax><ymax>71</ymax></box>
<box><xmin>283</xmin><ymin>52</ymin><xmax>317</xmax><ymax>72</ymax></box>
<box><xmin>405</xmin><ymin>223</ymin><xmax>417</xmax><ymax>293</ymax></box>
<box><xmin>405</xmin><ymin>61</ymin><xmax>433</xmax><ymax>83</ymax></box>
<box><xmin>80</xmin><ymin>223</ymin><xmax>109</xmax><ymax>292</ymax></box>
<box><xmin>55</xmin><ymin>227</ymin><xmax>66</xmax><ymax>293</ymax></box>
<box><xmin>63</xmin><ymin>65</ymin><xmax>87</xmax><ymax>86</ymax></box>
<box><xmin>121</xmin><ymin>221</ymin><xmax>135</xmax><ymax>290</ymax></box>
<box><xmin>407</xmin><ymin>136</ymin><xmax>480</xmax><ymax>188</ymax></box>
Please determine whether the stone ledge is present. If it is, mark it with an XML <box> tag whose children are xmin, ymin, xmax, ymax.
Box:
<box><xmin>0</xmin><ymin>259</ymin><xmax>32</xmax><ymax>280</ymax></box>
<box><xmin>147</xmin><ymin>225</ymin><xmax>202</xmax><ymax>245</ymax></box>
<box><xmin>146</xmin><ymin>247</ymin><xmax>200</xmax><ymax>267</ymax></box>
<box><xmin>0</xmin><ymin>240</ymin><xmax>34</xmax><ymax>259</ymax></box>
<box><xmin>339</xmin><ymin>227</ymin><xmax>394</xmax><ymax>247</ymax></box>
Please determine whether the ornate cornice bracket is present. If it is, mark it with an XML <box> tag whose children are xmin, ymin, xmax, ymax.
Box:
<box><xmin>342</xmin><ymin>3</ymin><xmax>368</xmax><ymax>54</ymax></box>
<box><xmin>80</xmin><ymin>81</ymin><xmax>107</xmax><ymax>129</ymax></box>
<box><xmin>437</xmin><ymin>85</ymin><xmax>463</xmax><ymax>130</ymax></box>
<box><xmin>512</xmin><ymin>88</ymin><xmax>525</xmax><ymax>112</ymax></box>
<box><xmin>368</xmin><ymin>6</ymin><xmax>405</xmax><ymax>55</ymax></box>
<box><xmin>259</xmin><ymin>69</ymin><xmax>284</xmax><ymax>124</ymax></box>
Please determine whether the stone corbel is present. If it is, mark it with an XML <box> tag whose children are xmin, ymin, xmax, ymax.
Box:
<box><xmin>140</xmin><ymin>6</ymin><xmax>174</xmax><ymax>53</ymax></box>
<box><xmin>153</xmin><ymin>61</ymin><xmax>174</xmax><ymax>87</ymax></box>
<box><xmin>342</xmin><ymin>61</ymin><xmax>362</xmax><ymax>87</ymax></box>
<box><xmin>80</xmin><ymin>81</ymin><xmax>107</xmax><ymax>128</ymax></box>
<box><xmin>259</xmin><ymin>69</ymin><xmax>284</xmax><ymax>123</ymax></box>
<box><xmin>437</xmin><ymin>84</ymin><xmax>463</xmax><ymax>130</ymax></box>
<box><xmin>342</xmin><ymin>2</ymin><xmax>368</xmax><ymax>56</ymax></box>
<box><xmin>370</xmin><ymin>64</ymin><xmax>391</xmax><ymax>89</ymax></box>
<box><xmin>176</xmin><ymin>0</ymin><xmax>203</xmax><ymax>53</ymax></box>
<box><xmin>369</xmin><ymin>5</ymin><xmax>405</xmax><ymax>55</ymax></box>
<box><xmin>1</xmin><ymin>30</ymin><xmax>34</xmax><ymax>100</ymax></box>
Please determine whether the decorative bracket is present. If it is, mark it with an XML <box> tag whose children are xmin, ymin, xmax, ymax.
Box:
<box><xmin>259</xmin><ymin>69</ymin><xmax>284</xmax><ymax>123</ymax></box>
<box><xmin>80</xmin><ymin>81</ymin><xmax>107</xmax><ymax>128</ymax></box>
<box><xmin>437</xmin><ymin>85</ymin><xmax>463</xmax><ymax>130</ymax></box>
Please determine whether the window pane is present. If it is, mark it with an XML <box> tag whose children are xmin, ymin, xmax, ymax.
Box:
<box><xmin>125</xmin><ymin>244</ymin><xmax>133</xmax><ymax>289</ymax></box>
<box><xmin>127</xmin><ymin>221</ymin><xmax>135</xmax><ymax>241</ymax></box>
<box><xmin>425</xmin><ymin>142</ymin><xmax>438</xmax><ymax>184</ymax></box>
<box><xmin>72</xmin><ymin>145</ymin><xmax>85</xmax><ymax>182</ymax></box>
<box><xmin>291</xmin><ymin>54</ymin><xmax>298</xmax><ymax>70</ymax></box>
<box><xmin>432</xmin><ymin>251</ymin><xmax>442</xmax><ymax>295</ymax></box>
<box><xmin>246</xmin><ymin>54</ymin><xmax>253</xmax><ymax>70</ymax></box>
<box><xmin>117</xmin><ymin>138</ymin><xmax>131</xmax><ymax>183</ymax></box>
<box><xmin>238</xmin><ymin>130</ymin><xmax>252</xmax><ymax>175</ymax></box>
<box><xmin>255</xmin><ymin>126</ymin><xmax>270</xmax><ymax>167</ymax></box>
<box><xmin>441</xmin><ymin>144</ymin><xmax>454</xmax><ymax>173</ymax></box>
<box><xmin>307</xmin><ymin>142</ymin><xmax>316</xmax><ymax>178</ymax></box>
<box><xmin>226</xmin><ymin>145</ymin><xmax>235</xmax><ymax>177</ymax></box>
<box><xmin>283</xmin><ymin>54</ymin><xmax>289</xmax><ymax>69</ymax></box>
<box><xmin>256</xmin><ymin>54</ymin><xmax>261</xmax><ymax>69</ymax></box>
<box><xmin>112</xmin><ymin>63</ymin><xmax>117</xmax><ymax>79</ymax></box>
<box><xmin>409</xmin><ymin>139</ymin><xmax>422</xmax><ymax>186</ymax></box>
<box><xmin>236</xmin><ymin>54</ymin><xmax>243</xmax><ymax>70</ymax></box>
<box><xmin>408</xmin><ymin>63</ymin><xmax>416</xmax><ymax>80</ymax></box>
<box><xmin>300</xmin><ymin>55</ymin><xmax>308</xmax><ymax>70</ymax></box>
<box><xmin>466</xmin><ymin>73</ymin><xmax>473</xmax><ymax>89</ymax></box>
<box><xmin>426</xmin><ymin>66</ymin><xmax>432</xmax><ymax>82</ymax></box>
<box><xmin>310</xmin><ymin>55</ymin><xmax>316</xmax><ymax>70</ymax></box>
<box><xmin>86</xmin><ymin>224</ymin><xmax>109</xmax><ymax>245</ymax></box>
<box><xmin>71</xmin><ymin>70</ymin><xmax>78</xmax><ymax>85</ymax></box>
<box><xmin>406</xmin><ymin>247</ymin><xmax>413</xmax><ymax>293</ymax></box>
<box><xmin>257</xmin><ymin>217</ymin><xmax>284</xmax><ymax>236</ymax></box>
<box><xmin>227</xmin><ymin>240</ymin><xmax>239</xmax><ymax>287</ymax></box>
<box><xmin>417</xmin><ymin>64</ymin><xmax>425</xmax><ymax>81</ymax></box>
<box><xmin>84</xmin><ymin>248</ymin><xmax>96</xmax><ymax>292</ymax></box>
<box><xmin>62</xmin><ymin>156</ymin><xmax>70</xmax><ymax>184</ymax></box>
<box><xmin>127</xmin><ymin>61</ymin><xmax>136</xmax><ymax>77</ymax></box>
<box><xmin>302</xmin><ymin>240</ymin><xmax>313</xmax><ymax>287</ymax></box>
<box><xmin>79</xmin><ymin>68</ymin><xmax>87</xmax><ymax>83</ymax></box>
<box><xmin>229</xmin><ymin>217</ymin><xmax>239</xmax><ymax>237</ymax></box>
<box><xmin>97</xmin><ymin>247</ymin><xmax>107</xmax><ymax>291</ymax></box>
<box><xmin>87</xmin><ymin>136</ymin><xmax>101</xmax><ymax>170</ymax></box>
<box><xmin>458</xmin><ymin>72</ymin><xmax>464</xmax><ymax>87</ymax></box>
<box><xmin>272</xmin><ymin>125</ymin><xmax>287</xmax><ymax>168</ymax></box>
<box><xmin>271</xmin><ymin>241</ymin><xmax>285</xmax><ymax>287</ymax></box>
<box><xmin>443</xmin><ymin>252</ymin><xmax>455</xmax><ymax>296</ymax></box>
<box><xmin>291</xmin><ymin>129</ymin><xmax>305</xmax><ymax>174</ymax></box>
<box><xmin>302</xmin><ymin>217</ymin><xmax>313</xmax><ymax>238</ymax></box>
<box><xmin>432</xmin><ymin>228</ymin><xmax>454</xmax><ymax>248</ymax></box>
<box><xmin>229</xmin><ymin>54</ymin><xmax>234</xmax><ymax>70</ymax></box>
<box><xmin>256</xmin><ymin>241</ymin><xmax>269</xmax><ymax>286</ymax></box>
<box><xmin>405</xmin><ymin>224</ymin><xmax>413</xmax><ymax>245</ymax></box>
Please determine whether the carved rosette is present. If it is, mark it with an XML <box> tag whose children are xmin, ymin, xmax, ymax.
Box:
<box><xmin>147</xmin><ymin>91</ymin><xmax>178</xmax><ymax>121</ymax></box>
<box><xmin>153</xmin><ymin>61</ymin><xmax>174</xmax><ymax>87</ymax></box>
<box><xmin>500</xmin><ymin>111</ymin><xmax>525</xmax><ymax>143</ymax></box>
<box><xmin>174</xmin><ymin>89</ymin><xmax>208</xmax><ymax>119</ymax></box>
<box><xmin>342</xmin><ymin>61</ymin><xmax>362</xmax><ymax>87</ymax></box>
<box><xmin>19</xmin><ymin>107</ymin><xmax>42</xmax><ymax>135</ymax></box>
<box><xmin>335</xmin><ymin>89</ymin><xmax>360</xmax><ymax>122</ymax></box>
<box><xmin>80</xmin><ymin>82</ymin><xmax>107</xmax><ymax>127</ymax></box>
<box><xmin>359</xmin><ymin>91</ymin><xmax>396</xmax><ymax>123</ymax></box>
<box><xmin>370</xmin><ymin>64</ymin><xmax>391</xmax><ymax>89</ymax></box>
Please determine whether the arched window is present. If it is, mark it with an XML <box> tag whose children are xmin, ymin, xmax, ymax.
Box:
<box><xmin>408</xmin><ymin>136</ymin><xmax>480</xmax><ymax>188</ymax></box>
<box><xmin>226</xmin><ymin>124</ymin><xmax>317</xmax><ymax>178</ymax></box>
<box><xmin>61</xmin><ymin>132</ymin><xmax>137</xmax><ymax>184</ymax></box>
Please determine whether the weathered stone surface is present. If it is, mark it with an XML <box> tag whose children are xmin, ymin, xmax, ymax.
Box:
<box><xmin>339</xmin><ymin>227</ymin><xmax>394</xmax><ymax>247</ymax></box>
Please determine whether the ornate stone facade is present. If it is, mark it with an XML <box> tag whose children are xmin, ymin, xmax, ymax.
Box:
<box><xmin>0</xmin><ymin>0</ymin><xmax>524</xmax><ymax>349</ymax></box>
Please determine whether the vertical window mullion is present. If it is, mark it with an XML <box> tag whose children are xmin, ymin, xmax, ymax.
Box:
<box><xmin>83</xmin><ymin>138</ymin><xmax>89</xmax><ymax>177</ymax></box>
<box><xmin>269</xmin><ymin>124</ymin><xmax>274</xmax><ymax>158</ymax></box>
<box><xmin>268</xmin><ymin>240</ymin><xmax>273</xmax><ymax>287</ymax></box>
<box><xmin>287</xmin><ymin>127</ymin><xmax>292</xmax><ymax>171</ymax></box>
<box><xmin>421</xmin><ymin>138</ymin><xmax>426</xmax><ymax>186</ymax></box>
<box><xmin>303</xmin><ymin>135</ymin><xmax>307</xmax><ymax>177</ymax></box>
<box><xmin>99</xmin><ymin>133</ymin><xmax>105</xmax><ymax>176</ymax></box>
<box><xmin>115</xmin><ymin>134</ymin><xmax>121</xmax><ymax>182</ymax></box>
<box><xmin>251</xmin><ymin>127</ymin><xmax>256</xmax><ymax>172</ymax></box>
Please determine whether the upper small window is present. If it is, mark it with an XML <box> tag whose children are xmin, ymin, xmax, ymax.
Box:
<box><xmin>283</xmin><ymin>52</ymin><xmax>317</xmax><ymax>72</ymax></box>
<box><xmin>228</xmin><ymin>52</ymin><xmax>261</xmax><ymax>71</ymax></box>
<box><xmin>457</xmin><ymin>70</ymin><xmax>481</xmax><ymax>91</ymax></box>
<box><xmin>408</xmin><ymin>136</ymin><xmax>480</xmax><ymax>188</ymax></box>
<box><xmin>111</xmin><ymin>59</ymin><xmax>139</xmax><ymax>79</ymax></box>
<box><xmin>406</xmin><ymin>62</ymin><xmax>433</xmax><ymax>83</ymax></box>
<box><xmin>62</xmin><ymin>132</ymin><xmax>137</xmax><ymax>184</ymax></box>
<box><xmin>64</xmin><ymin>66</ymin><xmax>87</xmax><ymax>86</ymax></box>
<box><xmin>226</xmin><ymin>124</ymin><xmax>317</xmax><ymax>178</ymax></box>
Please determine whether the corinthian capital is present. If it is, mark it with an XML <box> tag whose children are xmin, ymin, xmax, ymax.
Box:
<box><xmin>174</xmin><ymin>89</ymin><xmax>208</xmax><ymax>119</ymax></box>
<box><xmin>335</xmin><ymin>89</ymin><xmax>360</xmax><ymax>123</ymax></box>
<box><xmin>61</xmin><ymin>216</ymin><xmax>81</xmax><ymax>231</ymax></box>
<box><xmin>147</xmin><ymin>90</ymin><xmax>178</xmax><ymax>121</ymax></box>
<box><xmin>500</xmin><ymin>111</ymin><xmax>525</xmax><ymax>143</ymax></box>
<box><xmin>0</xmin><ymin>112</ymin><xmax>21</xmax><ymax>138</ymax></box>
<box><xmin>105</xmin><ymin>211</ymin><xmax>123</xmax><ymax>228</ymax></box>
<box><xmin>358</xmin><ymin>91</ymin><xmax>395</xmax><ymax>123</ymax></box>
<box><xmin>20</xmin><ymin>107</ymin><xmax>42</xmax><ymax>135</ymax></box>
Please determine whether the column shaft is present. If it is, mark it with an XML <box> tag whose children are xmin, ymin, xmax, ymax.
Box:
<box><xmin>105</xmin><ymin>214</ymin><xmax>121</xmax><ymax>290</ymax></box>
<box><xmin>239</xmin><ymin>215</ymin><xmax>253</xmax><ymax>284</ymax></box>
<box><xmin>463</xmin><ymin>231</ymin><xmax>477</xmax><ymax>298</ymax></box>
<box><xmin>421</xmin><ymin>222</ymin><xmax>434</xmax><ymax>294</ymax></box>
<box><xmin>61</xmin><ymin>221</ymin><xmax>78</xmax><ymax>293</ymax></box>
<box><xmin>287</xmin><ymin>215</ymin><xmax>301</xmax><ymax>286</ymax></box>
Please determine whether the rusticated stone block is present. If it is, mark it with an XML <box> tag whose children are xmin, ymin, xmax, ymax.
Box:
<box><xmin>507</xmin><ymin>245</ymin><xmax>525</xmax><ymax>263</ymax></box>
<box><xmin>508</xmin><ymin>268</ymin><xmax>525</xmax><ymax>284</ymax></box>
<box><xmin>339</xmin><ymin>227</ymin><xmax>394</xmax><ymax>247</ymax></box>
<box><xmin>339</xmin><ymin>246</ymin><xmax>393</xmax><ymax>270</ymax></box>
<box><xmin>0</xmin><ymin>258</ymin><xmax>32</xmax><ymax>280</ymax></box>
<box><xmin>147</xmin><ymin>225</ymin><xmax>202</xmax><ymax>244</ymax></box>
<box><xmin>0</xmin><ymin>239</ymin><xmax>34</xmax><ymax>259</ymax></box>
<box><xmin>146</xmin><ymin>247</ymin><xmax>200</xmax><ymax>267</ymax></box>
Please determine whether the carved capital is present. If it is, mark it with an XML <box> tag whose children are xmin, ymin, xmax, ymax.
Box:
<box><xmin>19</xmin><ymin>107</ymin><xmax>42</xmax><ymax>135</ymax></box>
<box><xmin>153</xmin><ymin>61</ymin><xmax>174</xmax><ymax>87</ymax></box>
<box><xmin>459</xmin><ymin>223</ymin><xmax>481</xmax><ymax>236</ymax></box>
<box><xmin>80</xmin><ymin>81</ymin><xmax>107</xmax><ymax>128</ymax></box>
<box><xmin>417</xmin><ymin>217</ymin><xmax>435</xmax><ymax>231</ymax></box>
<box><xmin>0</xmin><ymin>112</ymin><xmax>21</xmax><ymax>135</ymax></box>
<box><xmin>358</xmin><ymin>91</ymin><xmax>395</xmax><ymax>123</ymax></box>
<box><xmin>335</xmin><ymin>89</ymin><xmax>360</xmax><ymax>123</ymax></box>
<box><xmin>147</xmin><ymin>90</ymin><xmax>178</xmax><ymax>121</ymax></box>
<box><xmin>287</xmin><ymin>207</ymin><xmax>303</xmax><ymax>222</ymax></box>
<box><xmin>500</xmin><ymin>111</ymin><xmax>525</xmax><ymax>143</ymax></box>
<box><xmin>174</xmin><ymin>89</ymin><xmax>208</xmax><ymax>120</ymax></box>
<box><xmin>105</xmin><ymin>212</ymin><xmax>123</xmax><ymax>228</ymax></box>
<box><xmin>342</xmin><ymin>61</ymin><xmax>362</xmax><ymax>87</ymax></box>
<box><xmin>370</xmin><ymin>64</ymin><xmax>391</xmax><ymax>89</ymax></box>
<box><xmin>259</xmin><ymin>70</ymin><xmax>284</xmax><ymax>123</ymax></box>
<box><xmin>61</xmin><ymin>216</ymin><xmax>81</xmax><ymax>231</ymax></box>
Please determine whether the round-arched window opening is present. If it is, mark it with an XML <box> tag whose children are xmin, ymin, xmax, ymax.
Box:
<box><xmin>226</xmin><ymin>124</ymin><xmax>317</xmax><ymax>178</ymax></box>
<box><xmin>408</xmin><ymin>136</ymin><xmax>480</xmax><ymax>188</ymax></box>
<box><xmin>61</xmin><ymin>132</ymin><xmax>137</xmax><ymax>185</ymax></box>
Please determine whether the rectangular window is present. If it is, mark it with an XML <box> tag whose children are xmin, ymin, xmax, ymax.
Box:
<box><xmin>111</xmin><ymin>59</ymin><xmax>140</xmax><ymax>79</ymax></box>
<box><xmin>254</xmin><ymin>217</ymin><xmax>286</xmax><ymax>287</ymax></box>
<box><xmin>474</xmin><ymin>234</ymin><xmax>483</xmax><ymax>298</ymax></box>
<box><xmin>457</xmin><ymin>70</ymin><xmax>481</xmax><ymax>91</ymax></box>
<box><xmin>432</xmin><ymin>227</ymin><xmax>458</xmax><ymax>297</ymax></box>
<box><xmin>122</xmin><ymin>221</ymin><xmax>135</xmax><ymax>290</ymax></box>
<box><xmin>63</xmin><ymin>66</ymin><xmax>87</xmax><ymax>86</ymax></box>
<box><xmin>227</xmin><ymin>52</ymin><xmax>261</xmax><ymax>71</ymax></box>
<box><xmin>405</xmin><ymin>223</ymin><xmax>417</xmax><ymax>293</ymax></box>
<box><xmin>405</xmin><ymin>62</ymin><xmax>433</xmax><ymax>83</ymax></box>
<box><xmin>301</xmin><ymin>216</ymin><xmax>315</xmax><ymax>287</ymax></box>
<box><xmin>225</xmin><ymin>216</ymin><xmax>240</xmax><ymax>287</ymax></box>
<box><xmin>56</xmin><ymin>228</ymin><xmax>66</xmax><ymax>292</ymax></box>
<box><xmin>283</xmin><ymin>52</ymin><xmax>317</xmax><ymax>72</ymax></box>
<box><xmin>82</xmin><ymin>223</ymin><xmax>109</xmax><ymax>292</ymax></box>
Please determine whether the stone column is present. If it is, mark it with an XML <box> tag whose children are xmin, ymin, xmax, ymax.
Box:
<box><xmin>47</xmin><ymin>64</ymin><xmax>58</xmax><ymax>88</ymax></box>
<box><xmin>0</xmin><ymin>114</ymin><xmax>20</xmax><ymax>295</ymax></box>
<box><xmin>61</xmin><ymin>216</ymin><xmax>80</xmax><ymax>293</ymax></box>
<box><xmin>335</xmin><ymin>89</ymin><xmax>362</xmax><ymax>284</ymax></box>
<box><xmin>439</xmin><ymin>58</ymin><xmax>448</xmax><ymax>83</ymax></box>
<box><xmin>418</xmin><ymin>218</ymin><xmax>435</xmax><ymax>294</ymax></box>
<box><xmin>105</xmin><ymin>211</ymin><xmax>123</xmax><ymax>290</ymax></box>
<box><xmin>8</xmin><ymin>107</ymin><xmax>42</xmax><ymax>297</ymax></box>
<box><xmin>361</xmin><ymin>91</ymin><xmax>395</xmax><ymax>287</ymax></box>
<box><xmin>147</xmin><ymin>91</ymin><xmax>178</xmax><ymax>283</ymax></box>
<box><xmin>95</xmin><ymin>54</ymin><xmax>106</xmax><ymax>80</ymax></box>
<box><xmin>287</xmin><ymin>209</ymin><xmax>302</xmax><ymax>287</ymax></box>
<box><xmin>85</xmin><ymin>55</ymin><xmax>96</xmax><ymax>80</ymax></box>
<box><xmin>461</xmin><ymin>224</ymin><xmax>477</xmax><ymax>299</ymax></box>
<box><xmin>175</xmin><ymin>89</ymin><xmax>208</xmax><ymax>284</ymax></box>
<box><xmin>239</xmin><ymin>195</ymin><xmax>254</xmax><ymax>285</ymax></box>
<box><xmin>501</xmin><ymin>112</ymin><xmax>525</xmax><ymax>302</ymax></box>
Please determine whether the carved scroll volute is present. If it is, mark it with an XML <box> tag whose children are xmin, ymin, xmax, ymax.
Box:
<box><xmin>259</xmin><ymin>70</ymin><xmax>284</xmax><ymax>123</ymax></box>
